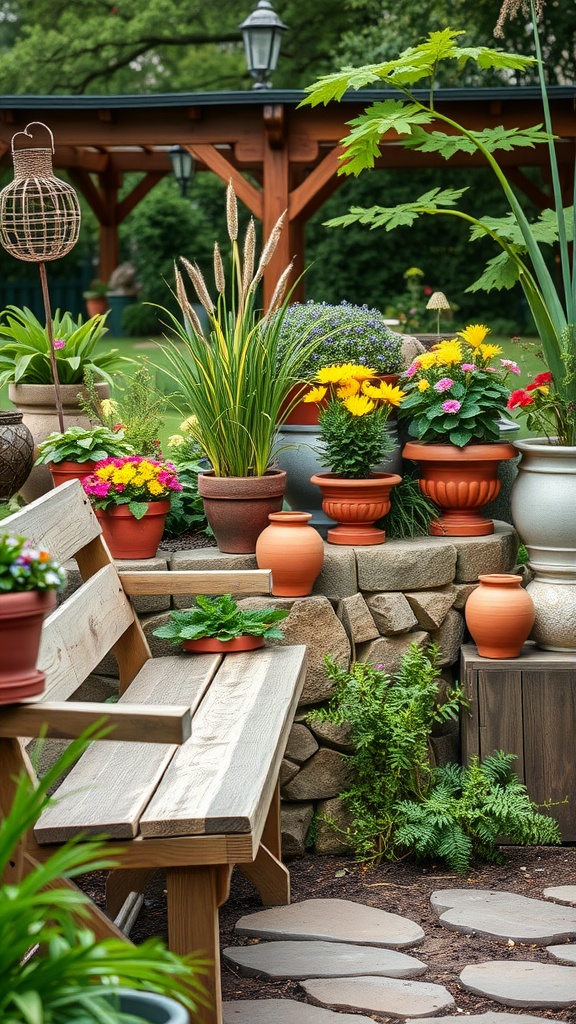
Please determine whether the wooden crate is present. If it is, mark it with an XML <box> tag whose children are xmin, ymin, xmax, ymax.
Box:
<box><xmin>460</xmin><ymin>642</ymin><xmax>576</xmax><ymax>840</ymax></box>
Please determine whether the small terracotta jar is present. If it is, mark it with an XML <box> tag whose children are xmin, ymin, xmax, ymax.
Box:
<box><xmin>465</xmin><ymin>574</ymin><xmax>535</xmax><ymax>659</ymax></box>
<box><xmin>256</xmin><ymin>511</ymin><xmax>324</xmax><ymax>596</ymax></box>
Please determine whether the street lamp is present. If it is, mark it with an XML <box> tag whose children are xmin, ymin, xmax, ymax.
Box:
<box><xmin>239</xmin><ymin>0</ymin><xmax>288</xmax><ymax>89</ymax></box>
<box><xmin>169</xmin><ymin>145</ymin><xmax>195</xmax><ymax>198</ymax></box>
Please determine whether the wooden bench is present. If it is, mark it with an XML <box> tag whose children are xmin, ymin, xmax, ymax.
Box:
<box><xmin>0</xmin><ymin>480</ymin><xmax>307</xmax><ymax>1024</ymax></box>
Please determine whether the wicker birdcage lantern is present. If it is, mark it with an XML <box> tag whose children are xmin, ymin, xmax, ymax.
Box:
<box><xmin>0</xmin><ymin>122</ymin><xmax>81</xmax><ymax>262</ymax></box>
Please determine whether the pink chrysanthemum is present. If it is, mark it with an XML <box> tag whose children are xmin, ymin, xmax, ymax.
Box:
<box><xmin>442</xmin><ymin>400</ymin><xmax>461</xmax><ymax>414</ymax></box>
<box><xmin>434</xmin><ymin>377</ymin><xmax>454</xmax><ymax>392</ymax></box>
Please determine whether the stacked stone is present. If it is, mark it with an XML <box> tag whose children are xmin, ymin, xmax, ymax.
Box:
<box><xmin>63</xmin><ymin>521</ymin><xmax>518</xmax><ymax>859</ymax></box>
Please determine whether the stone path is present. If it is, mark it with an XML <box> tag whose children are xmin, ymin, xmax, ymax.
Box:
<box><xmin>222</xmin><ymin>890</ymin><xmax>575</xmax><ymax>1022</ymax></box>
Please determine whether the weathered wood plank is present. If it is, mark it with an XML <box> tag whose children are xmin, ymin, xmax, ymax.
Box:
<box><xmin>34</xmin><ymin>654</ymin><xmax>221</xmax><ymax>843</ymax></box>
<box><xmin>477</xmin><ymin>668</ymin><xmax>524</xmax><ymax>778</ymax></box>
<box><xmin>460</xmin><ymin>642</ymin><xmax>576</xmax><ymax>671</ymax></box>
<box><xmin>119</xmin><ymin>569</ymin><xmax>272</xmax><ymax>596</ymax></box>
<box><xmin>523</xmin><ymin>669</ymin><xmax>576</xmax><ymax>839</ymax></box>
<box><xmin>139</xmin><ymin>645</ymin><xmax>306</xmax><ymax>838</ymax></box>
<box><xmin>0</xmin><ymin>701</ymin><xmax>192</xmax><ymax>744</ymax></box>
<box><xmin>1</xmin><ymin>480</ymin><xmax>101</xmax><ymax>564</ymax></box>
<box><xmin>27</xmin><ymin>832</ymin><xmax>255</xmax><ymax>867</ymax></box>
<box><xmin>38</xmin><ymin>565</ymin><xmax>135</xmax><ymax>702</ymax></box>
<box><xmin>459</xmin><ymin>651</ymin><xmax>480</xmax><ymax>763</ymax></box>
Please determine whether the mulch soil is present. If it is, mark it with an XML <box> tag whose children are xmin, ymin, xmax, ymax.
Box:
<box><xmin>81</xmin><ymin>844</ymin><xmax>576</xmax><ymax>1022</ymax></box>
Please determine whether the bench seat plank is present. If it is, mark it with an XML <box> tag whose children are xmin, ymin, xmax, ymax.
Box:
<box><xmin>34</xmin><ymin>654</ymin><xmax>221</xmax><ymax>844</ymax></box>
<box><xmin>139</xmin><ymin>645</ymin><xmax>307</xmax><ymax>839</ymax></box>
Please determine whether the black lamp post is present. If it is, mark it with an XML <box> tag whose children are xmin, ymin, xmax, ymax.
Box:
<box><xmin>239</xmin><ymin>0</ymin><xmax>288</xmax><ymax>89</ymax></box>
<box><xmin>169</xmin><ymin>145</ymin><xmax>195</xmax><ymax>198</ymax></box>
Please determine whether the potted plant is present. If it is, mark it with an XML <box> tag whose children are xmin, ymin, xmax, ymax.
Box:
<box><xmin>276</xmin><ymin>301</ymin><xmax>406</xmax><ymax>532</ymax></box>
<box><xmin>399</xmin><ymin>324</ymin><xmax>518</xmax><ymax>536</ymax></box>
<box><xmin>306</xmin><ymin>362</ymin><xmax>404</xmax><ymax>545</ymax></box>
<box><xmin>152</xmin><ymin>593</ymin><xmax>289</xmax><ymax>653</ymax></box>
<box><xmin>35</xmin><ymin>424</ymin><xmax>135</xmax><ymax>488</ymax></box>
<box><xmin>0</xmin><ymin>728</ymin><xmax>209</xmax><ymax>1022</ymax></box>
<box><xmin>82</xmin><ymin>455</ymin><xmax>182</xmax><ymax>559</ymax></box>
<box><xmin>157</xmin><ymin>182</ymin><xmax>322</xmax><ymax>554</ymax></box>
<box><xmin>83</xmin><ymin>277</ymin><xmax>110</xmax><ymax>317</ymax></box>
<box><xmin>0</xmin><ymin>305</ymin><xmax>131</xmax><ymax>501</ymax></box>
<box><xmin>0</xmin><ymin>531</ymin><xmax>66</xmax><ymax>702</ymax></box>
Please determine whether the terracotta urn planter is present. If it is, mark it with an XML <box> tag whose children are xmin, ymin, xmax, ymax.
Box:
<box><xmin>464</xmin><ymin>574</ymin><xmax>535</xmax><ymax>659</ymax></box>
<box><xmin>182</xmin><ymin>635</ymin><xmax>265</xmax><ymax>654</ymax></box>
<box><xmin>256</xmin><ymin>511</ymin><xmax>324</xmax><ymax>595</ymax></box>
<box><xmin>95</xmin><ymin>501</ymin><xmax>170</xmax><ymax>559</ymax></box>
<box><xmin>0</xmin><ymin>410</ymin><xmax>34</xmax><ymax>501</ymax></box>
<box><xmin>9</xmin><ymin>381</ymin><xmax>109</xmax><ymax>502</ymax></box>
<box><xmin>0</xmin><ymin>590</ymin><xmax>56</xmax><ymax>703</ymax></box>
<box><xmin>49</xmin><ymin>460</ymin><xmax>96</xmax><ymax>489</ymax></box>
<box><xmin>197</xmin><ymin>470</ymin><xmax>286</xmax><ymax>554</ymax></box>
<box><xmin>309</xmin><ymin>471</ymin><xmax>401</xmax><ymax>545</ymax></box>
<box><xmin>402</xmin><ymin>440</ymin><xmax>517</xmax><ymax>536</ymax></box>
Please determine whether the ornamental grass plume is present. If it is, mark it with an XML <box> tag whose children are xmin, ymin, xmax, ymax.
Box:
<box><xmin>303</xmin><ymin>362</ymin><xmax>406</xmax><ymax>478</ymax></box>
<box><xmin>82</xmin><ymin>455</ymin><xmax>181</xmax><ymax>520</ymax></box>
<box><xmin>399</xmin><ymin>324</ymin><xmax>518</xmax><ymax>446</ymax></box>
<box><xmin>158</xmin><ymin>183</ymin><xmax>322</xmax><ymax>478</ymax></box>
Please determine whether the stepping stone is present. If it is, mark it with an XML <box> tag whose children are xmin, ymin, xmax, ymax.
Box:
<box><xmin>409</xmin><ymin>1016</ymin><xmax>567</xmax><ymax>1024</ymax></box>
<box><xmin>301</xmin><ymin>977</ymin><xmax>454</xmax><ymax>1018</ymax></box>
<box><xmin>544</xmin><ymin>885</ymin><xmax>576</xmax><ymax>905</ymax></box>
<box><xmin>431</xmin><ymin>889</ymin><xmax>576</xmax><ymax>944</ymax></box>
<box><xmin>222</xmin><ymin>940</ymin><xmax>427</xmax><ymax>979</ymax></box>
<box><xmin>460</xmin><ymin>961</ymin><xmax>576</xmax><ymax>1008</ymax></box>
<box><xmin>222</xmin><ymin>1000</ymin><xmax>375</xmax><ymax>1024</ymax></box>
<box><xmin>235</xmin><ymin>898</ymin><xmax>425</xmax><ymax>948</ymax></box>
<box><xmin>547</xmin><ymin>944</ymin><xmax>576</xmax><ymax>965</ymax></box>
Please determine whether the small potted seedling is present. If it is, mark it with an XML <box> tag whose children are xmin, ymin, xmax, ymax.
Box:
<box><xmin>152</xmin><ymin>594</ymin><xmax>289</xmax><ymax>653</ymax></box>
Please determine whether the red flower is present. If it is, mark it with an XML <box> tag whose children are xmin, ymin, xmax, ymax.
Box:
<box><xmin>527</xmin><ymin>371</ymin><xmax>553</xmax><ymax>391</ymax></box>
<box><xmin>423</xmin><ymin>285</ymin><xmax>433</xmax><ymax>295</ymax></box>
<box><xmin>507</xmin><ymin>389</ymin><xmax>534</xmax><ymax>410</ymax></box>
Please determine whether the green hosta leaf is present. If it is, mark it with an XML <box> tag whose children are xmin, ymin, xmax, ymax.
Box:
<box><xmin>127</xmin><ymin>501</ymin><xmax>149</xmax><ymax>520</ymax></box>
<box><xmin>448</xmin><ymin>427</ymin><xmax>474</xmax><ymax>446</ymax></box>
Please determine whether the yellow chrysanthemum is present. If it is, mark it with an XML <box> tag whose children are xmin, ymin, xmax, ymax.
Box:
<box><xmin>417</xmin><ymin>379</ymin><xmax>431</xmax><ymax>392</ymax></box>
<box><xmin>179</xmin><ymin>415</ymin><xmax>198</xmax><ymax>433</ymax></box>
<box><xmin>316</xmin><ymin>363</ymin><xmax>376</xmax><ymax>385</ymax></box>
<box><xmin>337</xmin><ymin>379</ymin><xmax>361</xmax><ymax>399</ymax></box>
<box><xmin>343</xmin><ymin>394</ymin><xmax>375</xmax><ymax>417</ymax></box>
<box><xmin>302</xmin><ymin>385</ymin><xmax>328</xmax><ymax>404</ymax></box>
<box><xmin>147</xmin><ymin>480</ymin><xmax>164</xmax><ymax>496</ymax></box>
<box><xmin>375</xmin><ymin>382</ymin><xmax>406</xmax><ymax>406</ymax></box>
<box><xmin>479</xmin><ymin>343</ymin><xmax>503</xmax><ymax>360</ymax></box>
<box><xmin>167</xmin><ymin>434</ymin><xmax>185</xmax><ymax>447</ymax></box>
<box><xmin>434</xmin><ymin>340</ymin><xmax>463</xmax><ymax>366</ymax></box>
<box><xmin>113</xmin><ymin>465</ymin><xmax>136</xmax><ymax>484</ymax></box>
<box><xmin>458</xmin><ymin>323</ymin><xmax>490</xmax><ymax>348</ymax></box>
<box><xmin>535</xmin><ymin>385</ymin><xmax>550</xmax><ymax>395</ymax></box>
<box><xmin>138</xmin><ymin>463</ymin><xmax>155</xmax><ymax>481</ymax></box>
<box><xmin>415</xmin><ymin>352</ymin><xmax>437</xmax><ymax>370</ymax></box>
<box><xmin>96</xmin><ymin>464</ymin><xmax>116</xmax><ymax>480</ymax></box>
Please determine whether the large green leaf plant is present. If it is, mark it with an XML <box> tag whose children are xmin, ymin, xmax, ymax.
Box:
<box><xmin>0</xmin><ymin>725</ymin><xmax>209</xmax><ymax>1023</ymax></box>
<box><xmin>302</xmin><ymin>7</ymin><xmax>576</xmax><ymax>445</ymax></box>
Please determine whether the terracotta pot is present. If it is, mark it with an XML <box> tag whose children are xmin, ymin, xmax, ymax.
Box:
<box><xmin>49</xmin><ymin>459</ymin><xmax>96</xmax><ymax>489</ymax></box>
<box><xmin>402</xmin><ymin>441</ymin><xmax>517</xmax><ymax>536</ymax></box>
<box><xmin>95</xmin><ymin>501</ymin><xmax>170</xmax><ymax>559</ymax></box>
<box><xmin>309</xmin><ymin>471</ymin><xmax>401</xmax><ymax>546</ymax></box>
<box><xmin>182</xmin><ymin>635</ymin><xmax>265</xmax><ymax>654</ymax></box>
<box><xmin>9</xmin><ymin>381</ymin><xmax>110</xmax><ymax>502</ymax></box>
<box><xmin>465</xmin><ymin>574</ymin><xmax>535</xmax><ymax>659</ymax></box>
<box><xmin>197</xmin><ymin>470</ymin><xmax>287</xmax><ymax>554</ymax></box>
<box><xmin>0</xmin><ymin>410</ymin><xmax>34</xmax><ymax>501</ymax></box>
<box><xmin>0</xmin><ymin>590</ymin><xmax>56</xmax><ymax>703</ymax></box>
<box><xmin>256</xmin><ymin>511</ymin><xmax>324</xmax><ymax>595</ymax></box>
<box><xmin>85</xmin><ymin>296</ymin><xmax>108</xmax><ymax>318</ymax></box>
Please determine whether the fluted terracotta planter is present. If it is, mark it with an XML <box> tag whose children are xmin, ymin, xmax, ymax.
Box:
<box><xmin>0</xmin><ymin>590</ymin><xmax>56</xmax><ymax>703</ymax></box>
<box><xmin>0</xmin><ymin>410</ymin><xmax>34</xmax><ymax>501</ymax></box>
<box><xmin>49</xmin><ymin>460</ymin><xmax>96</xmax><ymax>489</ymax></box>
<box><xmin>310</xmin><ymin>471</ymin><xmax>401</xmax><ymax>545</ymax></box>
<box><xmin>403</xmin><ymin>440</ymin><xmax>517</xmax><ymax>536</ymax></box>
<box><xmin>9</xmin><ymin>381</ymin><xmax>109</xmax><ymax>502</ymax></box>
<box><xmin>95</xmin><ymin>501</ymin><xmax>170</xmax><ymax>559</ymax></box>
<box><xmin>465</xmin><ymin>574</ymin><xmax>535</xmax><ymax>658</ymax></box>
<box><xmin>198</xmin><ymin>470</ymin><xmax>286</xmax><ymax>553</ymax></box>
<box><xmin>256</xmin><ymin>511</ymin><xmax>324</xmax><ymax>595</ymax></box>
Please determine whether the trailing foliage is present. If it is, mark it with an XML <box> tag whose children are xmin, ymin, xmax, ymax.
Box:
<box><xmin>153</xmin><ymin>594</ymin><xmax>289</xmax><ymax>643</ymax></box>
<box><xmin>395</xmin><ymin>752</ymin><xmax>561</xmax><ymax>874</ymax></box>
<box><xmin>312</xmin><ymin>644</ymin><xmax>560</xmax><ymax>872</ymax></box>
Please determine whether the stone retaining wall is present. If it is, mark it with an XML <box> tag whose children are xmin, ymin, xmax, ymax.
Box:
<box><xmin>64</xmin><ymin>522</ymin><xmax>519</xmax><ymax>859</ymax></box>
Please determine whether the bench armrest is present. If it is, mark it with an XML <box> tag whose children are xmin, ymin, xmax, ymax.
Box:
<box><xmin>118</xmin><ymin>569</ymin><xmax>272</xmax><ymax>596</ymax></box>
<box><xmin>0</xmin><ymin>701</ymin><xmax>191</xmax><ymax>743</ymax></box>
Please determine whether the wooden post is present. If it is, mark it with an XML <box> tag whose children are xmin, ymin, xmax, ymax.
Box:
<box><xmin>262</xmin><ymin>105</ymin><xmax>290</xmax><ymax>309</ymax></box>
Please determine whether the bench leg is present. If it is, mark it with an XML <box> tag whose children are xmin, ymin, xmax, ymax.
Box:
<box><xmin>166</xmin><ymin>864</ymin><xmax>231</xmax><ymax>1024</ymax></box>
<box><xmin>105</xmin><ymin>868</ymin><xmax>156</xmax><ymax>919</ymax></box>
<box><xmin>238</xmin><ymin>782</ymin><xmax>290</xmax><ymax>905</ymax></box>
